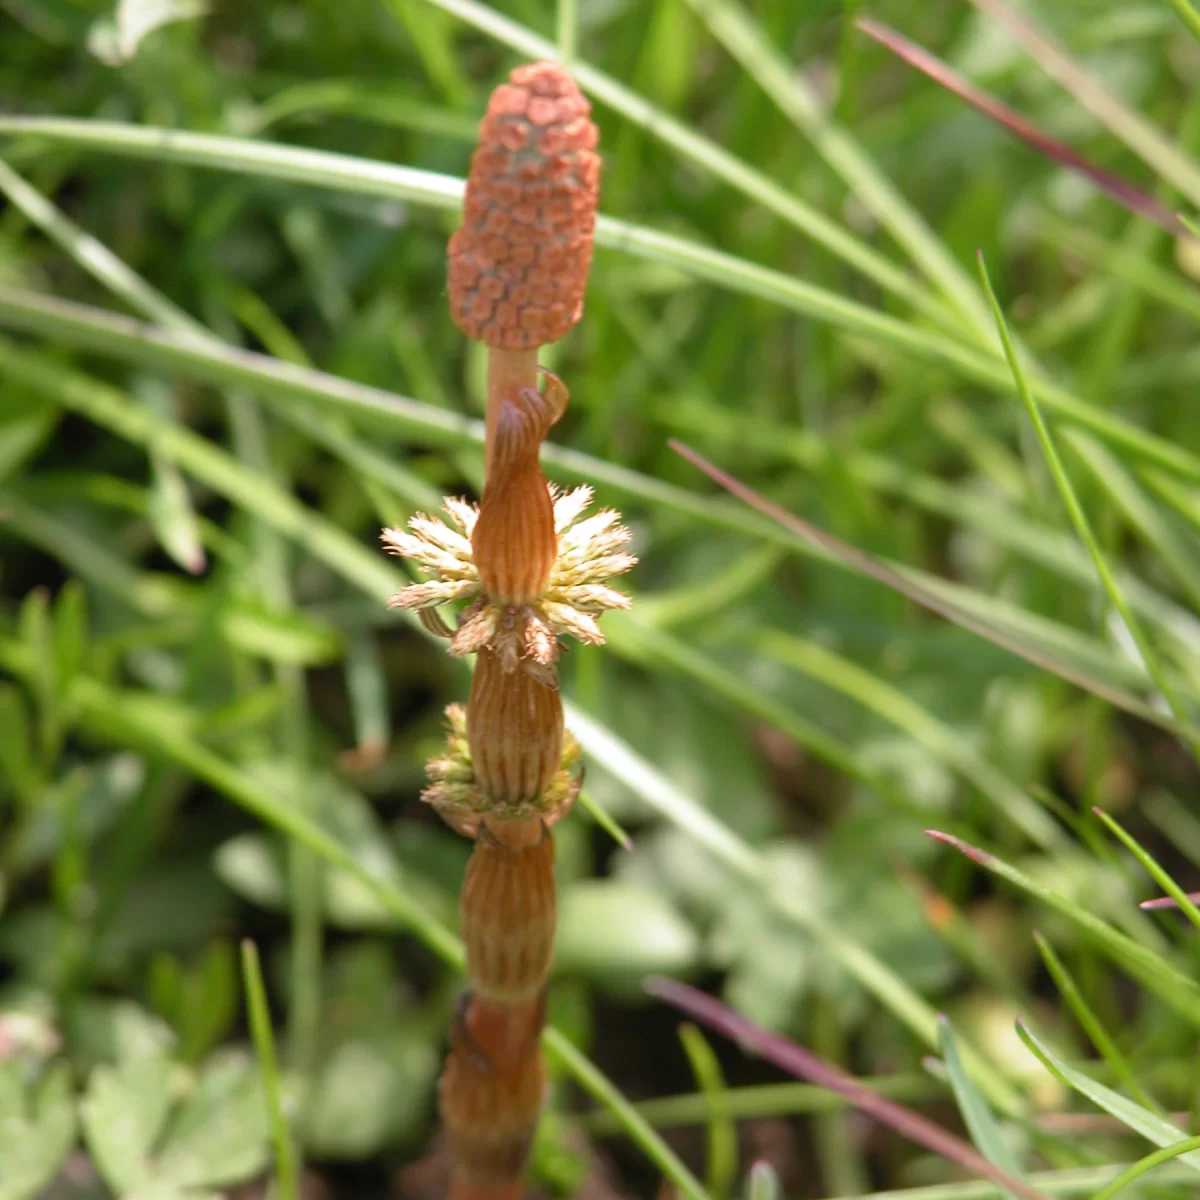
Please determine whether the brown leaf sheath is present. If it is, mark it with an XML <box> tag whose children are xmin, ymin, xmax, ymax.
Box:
<box><xmin>461</xmin><ymin>822</ymin><xmax>556</xmax><ymax>1005</ymax></box>
<box><xmin>472</xmin><ymin>373</ymin><xmax>568</xmax><ymax>606</ymax></box>
<box><xmin>467</xmin><ymin>647</ymin><xmax>564</xmax><ymax>809</ymax></box>
<box><xmin>440</xmin><ymin>1030</ymin><xmax>545</xmax><ymax>1190</ymax></box>
<box><xmin>448</xmin><ymin>62</ymin><xmax>600</xmax><ymax>352</ymax></box>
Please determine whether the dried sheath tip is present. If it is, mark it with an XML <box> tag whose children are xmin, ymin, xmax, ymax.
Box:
<box><xmin>449</xmin><ymin>62</ymin><xmax>601</xmax><ymax>349</ymax></box>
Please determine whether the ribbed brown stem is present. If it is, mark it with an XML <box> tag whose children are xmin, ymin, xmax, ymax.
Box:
<box><xmin>485</xmin><ymin>348</ymin><xmax>538</xmax><ymax>475</ymax></box>
<box><xmin>433</xmin><ymin>60</ymin><xmax>601</xmax><ymax>1198</ymax></box>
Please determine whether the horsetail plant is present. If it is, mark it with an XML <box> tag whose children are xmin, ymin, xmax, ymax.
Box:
<box><xmin>383</xmin><ymin>62</ymin><xmax>634</xmax><ymax>1198</ymax></box>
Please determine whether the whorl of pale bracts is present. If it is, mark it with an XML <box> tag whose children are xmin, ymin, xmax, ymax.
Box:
<box><xmin>448</xmin><ymin>62</ymin><xmax>600</xmax><ymax>349</ymax></box>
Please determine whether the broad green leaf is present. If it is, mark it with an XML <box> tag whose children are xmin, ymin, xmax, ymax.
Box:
<box><xmin>557</xmin><ymin>880</ymin><xmax>701</xmax><ymax>985</ymax></box>
<box><xmin>80</xmin><ymin>1054</ymin><xmax>173</xmax><ymax>1194</ymax></box>
<box><xmin>0</xmin><ymin>1062</ymin><xmax>77</xmax><ymax>1200</ymax></box>
<box><xmin>152</xmin><ymin>1054</ymin><xmax>270</xmax><ymax>1189</ymax></box>
<box><xmin>303</xmin><ymin>1030</ymin><xmax>439</xmax><ymax>1159</ymax></box>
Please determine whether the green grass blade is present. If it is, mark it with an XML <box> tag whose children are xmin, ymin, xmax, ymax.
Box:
<box><xmin>755</xmin><ymin>628</ymin><xmax>1063</xmax><ymax>849</ymax></box>
<box><xmin>1094</xmin><ymin>808</ymin><xmax>1200</xmax><ymax>937</ymax></box>
<box><xmin>576</xmin><ymin>789</ymin><xmax>633</xmax><ymax>852</ymax></box>
<box><xmin>1040</xmin><ymin>219</ymin><xmax>1200</xmax><ymax>328</ymax></box>
<box><xmin>679</xmin><ymin>1024</ymin><xmax>738</xmax><ymax>1200</ymax></box>
<box><xmin>976</xmin><ymin>253</ymin><xmax>1200</xmax><ymax>753</ymax></box>
<box><xmin>1063</xmin><ymin>429</ymin><xmax>1200</xmax><ymax>614</ymax></box>
<box><xmin>1162</xmin><ymin>0</ymin><xmax>1200</xmax><ymax>40</ymax></box>
<box><xmin>928</xmin><ymin>831</ymin><xmax>1200</xmax><ymax>1028</ymax></box>
<box><xmin>1030</xmin><ymin>931</ymin><xmax>1158</xmax><ymax>1111</ymax></box>
<box><xmin>608</xmin><ymin>617</ymin><xmax>929</xmax><ymax>825</ymax></box>
<box><xmin>969</xmin><ymin>0</ymin><xmax>1200</xmax><ymax>209</ymax></box>
<box><xmin>0</xmin><ymin>129</ymin><xmax>1193</xmax><ymax>486</ymax></box>
<box><xmin>682</xmin><ymin>0</ymin><xmax>991</xmax><ymax>342</ymax></box>
<box><xmin>663</xmin><ymin>396</ymin><xmax>1200</xmax><ymax>649</ymax></box>
<box><xmin>240</xmin><ymin>940</ymin><xmax>299</xmax><ymax>1200</ymax></box>
<box><xmin>541</xmin><ymin>1030</ymin><xmax>709</xmax><ymax>1200</ymax></box>
<box><xmin>670</xmin><ymin>441</ymin><xmax>1195</xmax><ymax>737</ymax></box>
<box><xmin>401</xmin><ymin>0</ymin><xmax>948</xmax><ymax>322</ymax></box>
<box><xmin>581</xmin><ymin>1075</ymin><xmax>941</xmax><ymax>1135</ymax></box>
<box><xmin>1015</xmin><ymin>1021</ymin><xmax>1200</xmax><ymax>1172</ymax></box>
<box><xmin>937</xmin><ymin>1016</ymin><xmax>1024</xmax><ymax>1197</ymax></box>
<box><xmin>4</xmin><ymin>290</ymin><xmax>1182</xmax><ymax>730</ymax></box>
<box><xmin>26</xmin><ymin>663</ymin><xmax>709</xmax><ymax>1200</ymax></box>
<box><xmin>566</xmin><ymin>707</ymin><xmax>1024</xmax><ymax>1114</ymax></box>
<box><xmin>1088</xmin><ymin>1134</ymin><xmax>1200</xmax><ymax>1200</ymax></box>
<box><xmin>556</xmin><ymin>0</ymin><xmax>577</xmax><ymax>63</ymax></box>
<box><xmin>820</xmin><ymin>1164</ymin><xmax>1196</xmax><ymax>1200</ymax></box>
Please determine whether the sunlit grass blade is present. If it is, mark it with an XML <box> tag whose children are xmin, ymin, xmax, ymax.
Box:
<box><xmin>1031</xmin><ymin>931</ymin><xmax>1158</xmax><ymax>1111</ymax></box>
<box><xmin>1093</xmin><ymin>808</ymin><xmax>1200</xmax><ymax>936</ymax></box>
<box><xmin>543</xmin><ymin>1029</ymin><xmax>710</xmax><ymax>1200</ymax></box>
<box><xmin>647</xmin><ymin>978</ymin><xmax>1050</xmax><ymax>1200</ymax></box>
<box><xmin>581</xmin><ymin>1075</ymin><xmax>941</xmax><ymax>1135</ymax></box>
<box><xmin>576</xmin><ymin>789</ymin><xmax>633</xmax><ymax>852</ymax></box>
<box><xmin>683</xmin><ymin>0</ymin><xmax>989</xmax><ymax>340</ymax></box>
<box><xmin>678</xmin><ymin>1023</ymin><xmax>738</xmax><ymax>1200</ymax></box>
<box><xmin>1063</xmin><ymin>429</ymin><xmax>1200</xmax><ymax>613</ymax></box>
<box><xmin>937</xmin><ymin>1015</ymin><xmax>1025</xmax><ymax>1198</ymax></box>
<box><xmin>242</xmin><ymin>80</ymin><xmax>478</xmax><ymax>140</ymax></box>
<box><xmin>660</xmin><ymin>396</ymin><xmax>1200</xmax><ymax>648</ymax></box>
<box><xmin>240</xmin><ymin>939</ymin><xmax>299</xmax><ymax>1200</ymax></box>
<box><xmin>4</xmin><ymin>291</ymin><xmax>1182</xmax><ymax>722</ymax></box>
<box><xmin>967</xmin><ymin>0</ymin><xmax>1200</xmax><ymax>211</ymax></box>
<box><xmin>0</xmin><ymin>149</ymin><xmax>1191</xmax><ymax>487</ymax></box>
<box><xmin>1040</xmin><ymin>220</ymin><xmax>1200</xmax><ymax>328</ymax></box>
<box><xmin>1015</xmin><ymin>1020</ymin><xmax>1200</xmax><ymax>1172</ymax></box>
<box><xmin>1162</xmin><ymin>0</ymin><xmax>1200</xmax><ymax>41</ymax></box>
<box><xmin>857</xmin><ymin>21</ymin><xmax>1186</xmax><ymax>234</ymax></box>
<box><xmin>754</xmin><ymin>628</ymin><xmax>1063</xmax><ymax>849</ymax></box>
<box><xmin>0</xmin><ymin>340</ymin><xmax>400</xmax><ymax>605</ymax></box>
<box><xmin>0</xmin><ymin>655</ymin><xmax>709</xmax><ymax>1200</ymax></box>
<box><xmin>401</xmin><ymin>0</ymin><xmax>948</xmax><ymax>323</ymax></box>
<box><xmin>976</xmin><ymin>253</ymin><xmax>1200</xmax><ymax>754</ymax></box>
<box><xmin>567</xmin><ymin>709</ymin><xmax>1022</xmax><ymax>1114</ymax></box>
<box><xmin>926</xmin><ymin>830</ymin><xmax>1200</xmax><ymax>1027</ymax></box>
<box><xmin>608</xmin><ymin>617</ymin><xmax>931</xmax><ymax>826</ymax></box>
<box><xmin>668</xmin><ymin>440</ymin><xmax>1190</xmax><ymax>736</ymax></box>
<box><xmin>1089</xmin><ymin>1134</ymin><xmax>1200</xmax><ymax>1200</ymax></box>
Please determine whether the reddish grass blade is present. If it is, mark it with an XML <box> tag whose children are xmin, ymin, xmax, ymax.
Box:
<box><xmin>1141</xmin><ymin>892</ymin><xmax>1200</xmax><ymax>911</ymax></box>
<box><xmin>646</xmin><ymin>976</ymin><xmax>1050</xmax><ymax>1200</ymax></box>
<box><xmin>963</xmin><ymin>0</ymin><xmax>1200</xmax><ymax>213</ymax></box>
<box><xmin>857</xmin><ymin>17</ymin><xmax>1187</xmax><ymax>236</ymax></box>
<box><xmin>668</xmin><ymin>439</ymin><xmax>1179</xmax><ymax>734</ymax></box>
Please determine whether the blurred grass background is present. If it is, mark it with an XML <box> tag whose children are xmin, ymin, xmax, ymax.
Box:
<box><xmin>3</xmin><ymin>0</ymin><xmax>1200</xmax><ymax>1197</ymax></box>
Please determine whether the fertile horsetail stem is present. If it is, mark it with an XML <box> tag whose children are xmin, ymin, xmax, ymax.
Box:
<box><xmin>383</xmin><ymin>62</ymin><xmax>632</xmax><ymax>1198</ymax></box>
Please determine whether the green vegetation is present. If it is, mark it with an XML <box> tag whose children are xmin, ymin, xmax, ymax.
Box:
<box><xmin>2</xmin><ymin>1</ymin><xmax>1200</xmax><ymax>1197</ymax></box>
